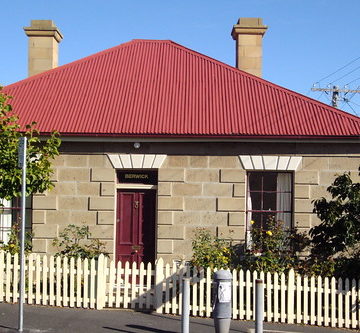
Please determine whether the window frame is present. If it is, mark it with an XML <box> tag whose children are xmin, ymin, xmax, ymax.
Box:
<box><xmin>246</xmin><ymin>171</ymin><xmax>294</xmax><ymax>233</ymax></box>
<box><xmin>0</xmin><ymin>197</ymin><xmax>32</xmax><ymax>244</ymax></box>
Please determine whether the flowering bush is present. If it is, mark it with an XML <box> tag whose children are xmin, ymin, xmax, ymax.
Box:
<box><xmin>240</xmin><ymin>218</ymin><xmax>309</xmax><ymax>274</ymax></box>
<box><xmin>190</xmin><ymin>228</ymin><xmax>234</xmax><ymax>270</ymax></box>
<box><xmin>0</xmin><ymin>223</ymin><xmax>32</xmax><ymax>255</ymax></box>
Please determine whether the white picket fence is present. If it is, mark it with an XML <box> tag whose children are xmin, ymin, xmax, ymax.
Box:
<box><xmin>0</xmin><ymin>252</ymin><xmax>359</xmax><ymax>329</ymax></box>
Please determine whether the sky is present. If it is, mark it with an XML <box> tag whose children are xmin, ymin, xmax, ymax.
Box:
<box><xmin>1</xmin><ymin>0</ymin><xmax>360</xmax><ymax>116</ymax></box>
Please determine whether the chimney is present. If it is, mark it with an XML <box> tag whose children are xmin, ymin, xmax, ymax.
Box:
<box><xmin>24</xmin><ymin>20</ymin><xmax>63</xmax><ymax>77</ymax></box>
<box><xmin>231</xmin><ymin>18</ymin><xmax>267</xmax><ymax>77</ymax></box>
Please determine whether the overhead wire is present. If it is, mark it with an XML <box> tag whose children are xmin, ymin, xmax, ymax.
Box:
<box><xmin>314</xmin><ymin>56</ymin><xmax>360</xmax><ymax>84</ymax></box>
<box><xmin>329</xmin><ymin>65</ymin><xmax>360</xmax><ymax>85</ymax></box>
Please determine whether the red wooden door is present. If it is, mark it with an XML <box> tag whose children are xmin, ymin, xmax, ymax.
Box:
<box><xmin>116</xmin><ymin>190</ymin><xmax>155</xmax><ymax>265</ymax></box>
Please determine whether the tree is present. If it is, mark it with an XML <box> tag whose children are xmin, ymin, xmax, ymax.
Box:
<box><xmin>310</xmin><ymin>167</ymin><xmax>360</xmax><ymax>258</ymax></box>
<box><xmin>0</xmin><ymin>87</ymin><xmax>61</xmax><ymax>199</ymax></box>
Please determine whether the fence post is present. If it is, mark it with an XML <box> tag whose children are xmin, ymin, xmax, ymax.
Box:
<box><xmin>155</xmin><ymin>258</ymin><xmax>164</xmax><ymax>313</ymax></box>
<box><xmin>96</xmin><ymin>254</ymin><xmax>105</xmax><ymax>310</ymax></box>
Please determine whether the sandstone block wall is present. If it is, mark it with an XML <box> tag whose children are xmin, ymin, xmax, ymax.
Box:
<box><xmin>30</xmin><ymin>151</ymin><xmax>360</xmax><ymax>265</ymax></box>
<box><xmin>32</xmin><ymin>154</ymin><xmax>115</xmax><ymax>255</ymax></box>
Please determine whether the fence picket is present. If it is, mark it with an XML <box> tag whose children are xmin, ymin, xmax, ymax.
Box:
<box><xmin>351</xmin><ymin>279</ymin><xmax>356</xmax><ymax>329</ymax></box>
<box><xmin>115</xmin><ymin>261</ymin><xmax>122</xmax><ymax>308</ymax></box>
<box><xmin>123</xmin><ymin>261</ymin><xmax>130</xmax><ymax>309</ymax></box>
<box><xmin>192</xmin><ymin>267</ymin><xmax>198</xmax><ymax>317</ymax></box>
<box><xmin>35</xmin><ymin>255</ymin><xmax>41</xmax><ymax>304</ymax></box>
<box><xmin>338</xmin><ymin>278</ymin><xmax>344</xmax><ymax>327</ymax></box>
<box><xmin>199</xmin><ymin>268</ymin><xmax>205</xmax><ymax>317</ymax></box>
<box><xmin>69</xmin><ymin>257</ymin><xmax>75</xmax><ymax>308</ymax></box>
<box><xmin>49</xmin><ymin>256</ymin><xmax>55</xmax><ymax>306</ymax></box>
<box><xmin>56</xmin><ymin>256</ymin><xmax>61</xmax><ymax>306</ymax></box>
<box><xmin>129</xmin><ymin>261</ymin><xmax>137</xmax><ymax>309</ymax></box>
<box><xmin>280</xmin><ymin>273</ymin><xmax>286</xmax><ymax>323</ymax></box>
<box><xmin>324</xmin><ymin>277</ymin><xmax>329</xmax><ymax>326</ymax></box>
<box><xmin>41</xmin><ymin>255</ymin><xmax>47</xmax><ymax>306</ymax></box>
<box><xmin>245</xmin><ymin>270</ymin><xmax>251</xmax><ymax>320</ymax></box>
<box><xmin>27</xmin><ymin>253</ymin><xmax>34</xmax><ymax>304</ymax></box>
<box><xmin>205</xmin><ymin>267</ymin><xmax>211</xmax><ymax>318</ymax></box>
<box><xmin>266</xmin><ymin>272</ymin><xmax>272</xmax><ymax>322</ymax></box>
<box><xmin>317</xmin><ymin>276</ymin><xmax>323</xmax><ymax>326</ymax></box>
<box><xmin>146</xmin><ymin>262</ymin><xmax>152</xmax><ymax>310</ymax></box>
<box><xmin>331</xmin><ymin>277</ymin><xmax>336</xmax><ymax>327</ymax></box>
<box><xmin>89</xmin><ymin>258</ymin><xmax>96</xmax><ymax>309</ymax></box>
<box><xmin>164</xmin><ymin>263</ymin><xmax>170</xmax><ymax>314</ymax></box>
<box><xmin>12</xmin><ymin>253</ymin><xmax>19</xmax><ymax>303</ymax></box>
<box><xmin>0</xmin><ymin>252</ymin><xmax>4</xmax><ymax>301</ymax></box>
<box><xmin>287</xmin><ymin>269</ymin><xmax>295</xmax><ymax>324</ymax></box>
<box><xmin>252</xmin><ymin>271</ymin><xmax>258</xmax><ymax>321</ymax></box>
<box><xmin>344</xmin><ymin>278</ymin><xmax>350</xmax><ymax>328</ymax></box>
<box><xmin>170</xmin><ymin>262</ymin><xmax>177</xmax><ymax>314</ymax></box>
<box><xmin>303</xmin><ymin>276</ymin><xmax>308</xmax><ymax>324</ymax></box>
<box><xmin>274</xmin><ymin>272</ymin><xmax>279</xmax><ymax>322</ymax></box>
<box><xmin>310</xmin><ymin>276</ymin><xmax>315</xmax><ymax>325</ymax></box>
<box><xmin>239</xmin><ymin>269</ymin><xmax>244</xmax><ymax>320</ymax></box>
<box><xmin>83</xmin><ymin>258</ymin><xmax>89</xmax><ymax>308</ymax></box>
<box><xmin>296</xmin><ymin>274</ymin><xmax>302</xmax><ymax>324</ymax></box>
<box><xmin>76</xmin><ymin>257</ymin><xmax>82</xmax><ymax>308</ymax></box>
<box><xmin>138</xmin><ymin>262</ymin><xmax>145</xmax><ymax>309</ymax></box>
<box><xmin>232</xmin><ymin>269</ymin><xmax>237</xmax><ymax>319</ymax></box>
<box><xmin>154</xmin><ymin>258</ymin><xmax>164</xmax><ymax>313</ymax></box>
<box><xmin>63</xmin><ymin>257</ymin><xmax>68</xmax><ymax>307</ymax></box>
<box><xmin>0</xmin><ymin>251</ymin><xmax>358</xmax><ymax>330</ymax></box>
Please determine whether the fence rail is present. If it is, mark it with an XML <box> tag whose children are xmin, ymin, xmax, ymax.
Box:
<box><xmin>0</xmin><ymin>252</ymin><xmax>358</xmax><ymax>329</ymax></box>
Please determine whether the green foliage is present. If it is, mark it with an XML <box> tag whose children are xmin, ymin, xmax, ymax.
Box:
<box><xmin>0</xmin><ymin>87</ymin><xmax>61</xmax><ymax>199</ymax></box>
<box><xmin>305</xmin><ymin>167</ymin><xmax>360</xmax><ymax>278</ymax></box>
<box><xmin>190</xmin><ymin>228</ymin><xmax>234</xmax><ymax>270</ymax></box>
<box><xmin>52</xmin><ymin>224</ymin><xmax>108</xmax><ymax>259</ymax></box>
<box><xmin>240</xmin><ymin>218</ymin><xmax>309</xmax><ymax>274</ymax></box>
<box><xmin>310</xmin><ymin>168</ymin><xmax>360</xmax><ymax>258</ymax></box>
<box><xmin>0</xmin><ymin>223</ymin><xmax>32</xmax><ymax>255</ymax></box>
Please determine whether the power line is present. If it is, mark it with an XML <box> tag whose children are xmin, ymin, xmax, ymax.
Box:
<box><xmin>329</xmin><ymin>65</ymin><xmax>360</xmax><ymax>84</ymax></box>
<box><xmin>315</xmin><ymin>56</ymin><xmax>360</xmax><ymax>84</ymax></box>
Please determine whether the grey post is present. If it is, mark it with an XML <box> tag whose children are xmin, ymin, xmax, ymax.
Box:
<box><xmin>213</xmin><ymin>270</ymin><xmax>232</xmax><ymax>333</ymax></box>
<box><xmin>255</xmin><ymin>279</ymin><xmax>264</xmax><ymax>333</ymax></box>
<box><xmin>181</xmin><ymin>277</ymin><xmax>190</xmax><ymax>333</ymax></box>
<box><xmin>18</xmin><ymin>137</ymin><xmax>27</xmax><ymax>332</ymax></box>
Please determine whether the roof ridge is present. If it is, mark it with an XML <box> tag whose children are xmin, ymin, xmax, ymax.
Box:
<box><xmin>6</xmin><ymin>38</ymin><xmax>359</xmax><ymax>124</ymax></box>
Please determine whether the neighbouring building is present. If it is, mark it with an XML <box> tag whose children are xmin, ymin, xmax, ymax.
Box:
<box><xmin>2</xmin><ymin>18</ymin><xmax>360</xmax><ymax>264</ymax></box>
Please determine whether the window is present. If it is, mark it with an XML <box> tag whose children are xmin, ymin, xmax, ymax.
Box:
<box><xmin>246</xmin><ymin>172</ymin><xmax>292</xmax><ymax>231</ymax></box>
<box><xmin>0</xmin><ymin>197</ymin><xmax>32</xmax><ymax>244</ymax></box>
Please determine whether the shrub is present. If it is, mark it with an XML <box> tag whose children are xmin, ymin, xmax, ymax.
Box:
<box><xmin>0</xmin><ymin>223</ymin><xmax>32</xmax><ymax>255</ymax></box>
<box><xmin>52</xmin><ymin>224</ymin><xmax>108</xmax><ymax>259</ymax></box>
<box><xmin>190</xmin><ymin>228</ymin><xmax>234</xmax><ymax>270</ymax></box>
<box><xmin>239</xmin><ymin>218</ymin><xmax>309</xmax><ymax>274</ymax></box>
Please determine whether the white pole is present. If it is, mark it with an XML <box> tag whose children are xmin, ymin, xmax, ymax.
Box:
<box><xmin>255</xmin><ymin>279</ymin><xmax>264</xmax><ymax>333</ymax></box>
<box><xmin>181</xmin><ymin>278</ymin><xmax>190</xmax><ymax>333</ymax></box>
<box><xmin>18</xmin><ymin>137</ymin><xmax>27</xmax><ymax>332</ymax></box>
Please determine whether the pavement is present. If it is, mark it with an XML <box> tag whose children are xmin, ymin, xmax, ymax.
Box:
<box><xmin>0</xmin><ymin>303</ymin><xmax>355</xmax><ymax>333</ymax></box>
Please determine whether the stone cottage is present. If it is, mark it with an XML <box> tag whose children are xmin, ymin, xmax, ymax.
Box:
<box><xmin>3</xmin><ymin>18</ymin><xmax>360</xmax><ymax>264</ymax></box>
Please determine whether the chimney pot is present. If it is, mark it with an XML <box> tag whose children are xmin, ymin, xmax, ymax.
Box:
<box><xmin>24</xmin><ymin>20</ymin><xmax>63</xmax><ymax>77</ymax></box>
<box><xmin>231</xmin><ymin>17</ymin><xmax>267</xmax><ymax>77</ymax></box>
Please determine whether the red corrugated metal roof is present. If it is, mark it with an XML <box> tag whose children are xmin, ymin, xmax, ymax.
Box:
<box><xmin>4</xmin><ymin>39</ymin><xmax>360</xmax><ymax>138</ymax></box>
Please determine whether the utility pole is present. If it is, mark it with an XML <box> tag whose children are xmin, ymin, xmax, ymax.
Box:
<box><xmin>311</xmin><ymin>85</ymin><xmax>360</xmax><ymax>108</ymax></box>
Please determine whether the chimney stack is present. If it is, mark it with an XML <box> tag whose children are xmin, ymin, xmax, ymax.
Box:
<box><xmin>231</xmin><ymin>18</ymin><xmax>267</xmax><ymax>77</ymax></box>
<box><xmin>24</xmin><ymin>20</ymin><xmax>63</xmax><ymax>77</ymax></box>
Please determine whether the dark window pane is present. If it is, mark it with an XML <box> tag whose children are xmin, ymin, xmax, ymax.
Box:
<box><xmin>263</xmin><ymin>192</ymin><xmax>276</xmax><ymax>210</ymax></box>
<box><xmin>249</xmin><ymin>173</ymin><xmax>262</xmax><ymax>191</ymax></box>
<box><xmin>263</xmin><ymin>172</ymin><xmax>277</xmax><ymax>191</ymax></box>
<box><xmin>249</xmin><ymin>192</ymin><xmax>262</xmax><ymax>210</ymax></box>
